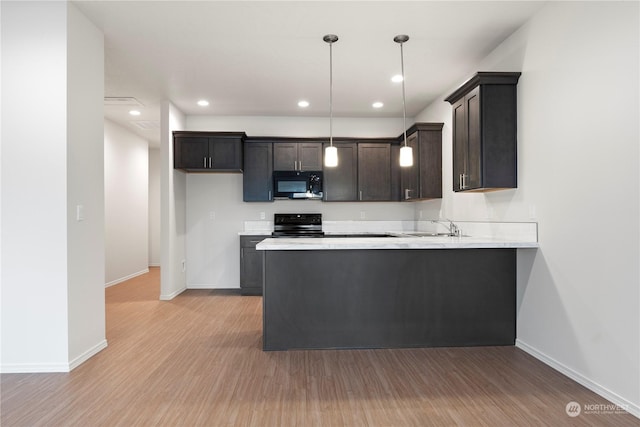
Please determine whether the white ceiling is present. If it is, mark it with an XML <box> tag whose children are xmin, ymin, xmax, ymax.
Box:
<box><xmin>74</xmin><ymin>1</ymin><xmax>546</xmax><ymax>147</ymax></box>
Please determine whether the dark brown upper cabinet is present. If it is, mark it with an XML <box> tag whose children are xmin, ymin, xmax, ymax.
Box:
<box><xmin>358</xmin><ymin>143</ymin><xmax>392</xmax><ymax>201</ymax></box>
<box><xmin>174</xmin><ymin>131</ymin><xmax>245</xmax><ymax>172</ymax></box>
<box><xmin>243</xmin><ymin>141</ymin><xmax>273</xmax><ymax>202</ymax></box>
<box><xmin>322</xmin><ymin>142</ymin><xmax>358</xmax><ymax>201</ymax></box>
<box><xmin>445</xmin><ymin>72</ymin><xmax>521</xmax><ymax>192</ymax></box>
<box><xmin>273</xmin><ymin>142</ymin><xmax>322</xmax><ymax>171</ymax></box>
<box><xmin>399</xmin><ymin>123</ymin><xmax>443</xmax><ymax>201</ymax></box>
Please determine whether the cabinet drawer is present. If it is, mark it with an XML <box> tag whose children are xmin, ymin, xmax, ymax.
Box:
<box><xmin>240</xmin><ymin>235</ymin><xmax>268</xmax><ymax>248</ymax></box>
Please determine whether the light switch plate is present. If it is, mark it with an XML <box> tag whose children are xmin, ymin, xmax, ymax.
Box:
<box><xmin>76</xmin><ymin>205</ymin><xmax>84</xmax><ymax>221</ymax></box>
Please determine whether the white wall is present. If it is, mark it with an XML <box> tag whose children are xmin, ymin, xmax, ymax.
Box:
<box><xmin>149</xmin><ymin>148</ymin><xmax>161</xmax><ymax>267</ymax></box>
<box><xmin>1</xmin><ymin>0</ymin><xmax>69</xmax><ymax>372</ymax></box>
<box><xmin>185</xmin><ymin>116</ymin><xmax>416</xmax><ymax>288</ymax></box>
<box><xmin>187</xmin><ymin>116</ymin><xmax>412</xmax><ymax>139</ymax></box>
<box><xmin>415</xmin><ymin>1</ymin><xmax>639</xmax><ymax>414</ymax></box>
<box><xmin>160</xmin><ymin>102</ymin><xmax>187</xmax><ymax>299</ymax></box>
<box><xmin>66</xmin><ymin>2</ymin><xmax>106</xmax><ymax>369</ymax></box>
<box><xmin>104</xmin><ymin>119</ymin><xmax>149</xmax><ymax>286</ymax></box>
<box><xmin>1</xmin><ymin>1</ymin><xmax>106</xmax><ymax>372</ymax></box>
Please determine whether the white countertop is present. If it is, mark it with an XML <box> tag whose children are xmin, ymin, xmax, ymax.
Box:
<box><xmin>256</xmin><ymin>234</ymin><xmax>539</xmax><ymax>250</ymax></box>
<box><xmin>238</xmin><ymin>230</ymin><xmax>272</xmax><ymax>236</ymax></box>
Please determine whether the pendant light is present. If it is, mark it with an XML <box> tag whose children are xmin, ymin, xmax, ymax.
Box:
<box><xmin>324</xmin><ymin>34</ymin><xmax>339</xmax><ymax>167</ymax></box>
<box><xmin>395</xmin><ymin>34</ymin><xmax>413</xmax><ymax>167</ymax></box>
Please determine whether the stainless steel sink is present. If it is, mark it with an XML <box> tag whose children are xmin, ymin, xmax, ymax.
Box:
<box><xmin>324</xmin><ymin>233</ymin><xmax>395</xmax><ymax>238</ymax></box>
<box><xmin>397</xmin><ymin>232</ymin><xmax>467</xmax><ymax>237</ymax></box>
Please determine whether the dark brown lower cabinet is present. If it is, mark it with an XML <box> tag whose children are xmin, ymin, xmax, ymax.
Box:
<box><xmin>240</xmin><ymin>236</ymin><xmax>266</xmax><ymax>295</ymax></box>
<box><xmin>263</xmin><ymin>248</ymin><xmax>516</xmax><ymax>351</ymax></box>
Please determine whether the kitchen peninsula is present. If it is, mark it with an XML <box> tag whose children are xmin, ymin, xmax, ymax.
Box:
<box><xmin>256</xmin><ymin>224</ymin><xmax>538</xmax><ymax>351</ymax></box>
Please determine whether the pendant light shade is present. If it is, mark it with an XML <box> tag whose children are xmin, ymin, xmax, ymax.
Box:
<box><xmin>325</xmin><ymin>145</ymin><xmax>338</xmax><ymax>167</ymax></box>
<box><xmin>324</xmin><ymin>34</ymin><xmax>339</xmax><ymax>167</ymax></box>
<box><xmin>399</xmin><ymin>145</ymin><xmax>413</xmax><ymax>167</ymax></box>
<box><xmin>395</xmin><ymin>34</ymin><xmax>413</xmax><ymax>168</ymax></box>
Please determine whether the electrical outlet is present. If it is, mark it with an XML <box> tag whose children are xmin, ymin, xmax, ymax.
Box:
<box><xmin>209</xmin><ymin>211</ymin><xmax>216</xmax><ymax>220</ymax></box>
<box><xmin>360</xmin><ymin>211</ymin><xmax>366</xmax><ymax>219</ymax></box>
<box><xmin>76</xmin><ymin>204</ymin><xmax>84</xmax><ymax>221</ymax></box>
<box><xmin>260</xmin><ymin>212</ymin><xmax>266</xmax><ymax>220</ymax></box>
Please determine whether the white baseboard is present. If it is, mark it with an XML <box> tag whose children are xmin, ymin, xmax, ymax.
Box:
<box><xmin>105</xmin><ymin>268</ymin><xmax>149</xmax><ymax>288</ymax></box>
<box><xmin>160</xmin><ymin>286</ymin><xmax>186</xmax><ymax>300</ymax></box>
<box><xmin>1</xmin><ymin>339</ymin><xmax>109</xmax><ymax>373</ymax></box>
<box><xmin>516</xmin><ymin>339</ymin><xmax>639</xmax><ymax>419</ymax></box>
<box><xmin>148</xmin><ymin>263</ymin><xmax>161</xmax><ymax>267</ymax></box>
<box><xmin>69</xmin><ymin>339</ymin><xmax>108</xmax><ymax>371</ymax></box>
<box><xmin>187</xmin><ymin>283</ymin><xmax>240</xmax><ymax>290</ymax></box>
<box><xmin>1</xmin><ymin>362</ymin><xmax>70</xmax><ymax>373</ymax></box>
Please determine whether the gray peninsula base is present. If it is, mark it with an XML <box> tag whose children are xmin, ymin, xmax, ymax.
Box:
<box><xmin>262</xmin><ymin>248</ymin><xmax>516</xmax><ymax>351</ymax></box>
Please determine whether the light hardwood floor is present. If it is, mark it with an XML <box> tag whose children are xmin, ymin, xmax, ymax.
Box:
<box><xmin>1</xmin><ymin>268</ymin><xmax>637</xmax><ymax>426</ymax></box>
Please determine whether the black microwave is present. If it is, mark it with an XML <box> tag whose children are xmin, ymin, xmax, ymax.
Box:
<box><xmin>273</xmin><ymin>171</ymin><xmax>323</xmax><ymax>199</ymax></box>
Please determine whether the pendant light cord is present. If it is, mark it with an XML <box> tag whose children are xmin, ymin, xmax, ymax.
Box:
<box><xmin>400</xmin><ymin>41</ymin><xmax>407</xmax><ymax>147</ymax></box>
<box><xmin>329</xmin><ymin>40</ymin><xmax>334</xmax><ymax>147</ymax></box>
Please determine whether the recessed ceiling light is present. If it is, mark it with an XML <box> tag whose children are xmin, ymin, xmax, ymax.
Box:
<box><xmin>298</xmin><ymin>100</ymin><xmax>310</xmax><ymax>108</ymax></box>
<box><xmin>197</xmin><ymin>100</ymin><xmax>209</xmax><ymax>107</ymax></box>
<box><xmin>391</xmin><ymin>74</ymin><xmax>404</xmax><ymax>83</ymax></box>
<box><xmin>372</xmin><ymin>102</ymin><xmax>384</xmax><ymax>108</ymax></box>
<box><xmin>129</xmin><ymin>110</ymin><xmax>141</xmax><ymax>116</ymax></box>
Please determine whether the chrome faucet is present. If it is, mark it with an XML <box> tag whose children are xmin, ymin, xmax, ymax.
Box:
<box><xmin>431</xmin><ymin>219</ymin><xmax>461</xmax><ymax>237</ymax></box>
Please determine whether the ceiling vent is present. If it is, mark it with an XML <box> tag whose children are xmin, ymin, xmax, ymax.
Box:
<box><xmin>131</xmin><ymin>121</ymin><xmax>160</xmax><ymax>130</ymax></box>
<box><xmin>104</xmin><ymin>97</ymin><xmax>143</xmax><ymax>106</ymax></box>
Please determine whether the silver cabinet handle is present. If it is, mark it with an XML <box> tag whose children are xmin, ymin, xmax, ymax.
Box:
<box><xmin>204</xmin><ymin>157</ymin><xmax>207</xmax><ymax>168</ymax></box>
<box><xmin>359</xmin><ymin>190</ymin><xmax>363</xmax><ymax>201</ymax></box>
<box><xmin>209</xmin><ymin>157</ymin><xmax>212</xmax><ymax>168</ymax></box>
<box><xmin>268</xmin><ymin>190</ymin><xmax>272</xmax><ymax>200</ymax></box>
<box><xmin>459</xmin><ymin>174</ymin><xmax>463</xmax><ymax>189</ymax></box>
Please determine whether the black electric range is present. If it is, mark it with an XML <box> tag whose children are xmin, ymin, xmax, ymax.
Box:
<box><xmin>271</xmin><ymin>213</ymin><xmax>324</xmax><ymax>238</ymax></box>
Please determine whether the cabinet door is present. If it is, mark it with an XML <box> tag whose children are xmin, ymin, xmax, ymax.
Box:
<box><xmin>400</xmin><ymin>133</ymin><xmax>419</xmax><ymax>200</ymax></box>
<box><xmin>465</xmin><ymin>87</ymin><xmax>482</xmax><ymax>190</ymax></box>
<box><xmin>175</xmin><ymin>136</ymin><xmax>209</xmax><ymax>169</ymax></box>
<box><xmin>452</xmin><ymin>98</ymin><xmax>467</xmax><ymax>192</ymax></box>
<box><xmin>240</xmin><ymin>236</ymin><xmax>265</xmax><ymax>295</ymax></box>
<box><xmin>209</xmin><ymin>136</ymin><xmax>243</xmax><ymax>171</ymax></box>
<box><xmin>323</xmin><ymin>142</ymin><xmax>357</xmax><ymax>201</ymax></box>
<box><xmin>243</xmin><ymin>142</ymin><xmax>273</xmax><ymax>202</ymax></box>
<box><xmin>241</xmin><ymin>248</ymin><xmax>263</xmax><ymax>288</ymax></box>
<box><xmin>273</xmin><ymin>143</ymin><xmax>298</xmax><ymax>170</ymax></box>
<box><xmin>358</xmin><ymin>143</ymin><xmax>391</xmax><ymax>201</ymax></box>
<box><xmin>417</xmin><ymin>127</ymin><xmax>443</xmax><ymax>199</ymax></box>
<box><xmin>298</xmin><ymin>143</ymin><xmax>323</xmax><ymax>170</ymax></box>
